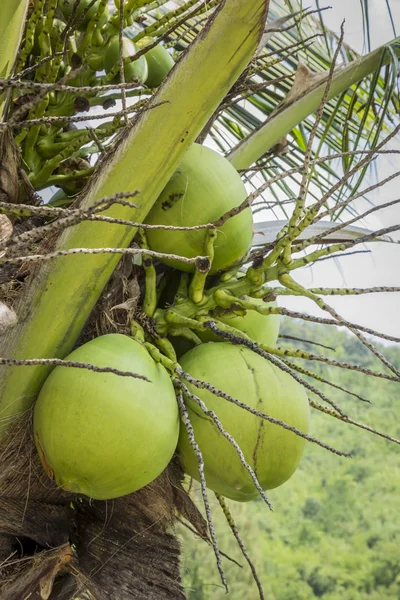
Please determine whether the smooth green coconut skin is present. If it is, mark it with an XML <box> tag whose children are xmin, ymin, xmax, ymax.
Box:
<box><xmin>104</xmin><ymin>37</ymin><xmax>148</xmax><ymax>84</ymax></box>
<box><xmin>145</xmin><ymin>144</ymin><xmax>253</xmax><ymax>274</ymax></box>
<box><xmin>59</xmin><ymin>0</ymin><xmax>102</xmax><ymax>29</ymax></box>
<box><xmin>199</xmin><ymin>298</ymin><xmax>280</xmax><ymax>347</ymax></box>
<box><xmin>178</xmin><ymin>343</ymin><xmax>310</xmax><ymax>502</ymax></box>
<box><xmin>33</xmin><ymin>334</ymin><xmax>179</xmax><ymax>500</ymax></box>
<box><xmin>143</xmin><ymin>44</ymin><xmax>175</xmax><ymax>88</ymax></box>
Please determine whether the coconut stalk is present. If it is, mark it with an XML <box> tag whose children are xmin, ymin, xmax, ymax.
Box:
<box><xmin>0</xmin><ymin>0</ymin><xmax>29</xmax><ymax>118</ymax></box>
<box><xmin>0</xmin><ymin>0</ymin><xmax>270</xmax><ymax>436</ymax></box>
<box><xmin>228</xmin><ymin>36</ymin><xmax>400</xmax><ymax>170</ymax></box>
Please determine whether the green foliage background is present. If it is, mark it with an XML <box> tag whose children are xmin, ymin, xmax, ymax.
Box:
<box><xmin>178</xmin><ymin>320</ymin><xmax>400</xmax><ymax>599</ymax></box>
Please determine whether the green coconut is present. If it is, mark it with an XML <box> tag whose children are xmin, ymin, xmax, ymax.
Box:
<box><xmin>178</xmin><ymin>342</ymin><xmax>309</xmax><ymax>502</ymax></box>
<box><xmin>199</xmin><ymin>270</ymin><xmax>280</xmax><ymax>345</ymax></box>
<box><xmin>33</xmin><ymin>334</ymin><xmax>179</xmax><ymax>500</ymax></box>
<box><xmin>145</xmin><ymin>144</ymin><xmax>253</xmax><ymax>274</ymax></box>
<box><xmin>59</xmin><ymin>0</ymin><xmax>102</xmax><ymax>30</ymax></box>
<box><xmin>143</xmin><ymin>43</ymin><xmax>175</xmax><ymax>88</ymax></box>
<box><xmin>199</xmin><ymin>296</ymin><xmax>280</xmax><ymax>347</ymax></box>
<box><xmin>104</xmin><ymin>36</ymin><xmax>148</xmax><ymax>84</ymax></box>
<box><xmin>169</xmin><ymin>300</ymin><xmax>280</xmax><ymax>357</ymax></box>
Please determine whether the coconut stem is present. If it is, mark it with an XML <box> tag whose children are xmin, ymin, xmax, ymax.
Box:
<box><xmin>153</xmin><ymin>337</ymin><xmax>177</xmax><ymax>363</ymax></box>
<box><xmin>168</xmin><ymin>327</ymin><xmax>202</xmax><ymax>346</ymax></box>
<box><xmin>144</xmin><ymin>342</ymin><xmax>178</xmax><ymax>373</ymax></box>
<box><xmin>80</xmin><ymin>0</ymin><xmax>108</xmax><ymax>55</ymax></box>
<box><xmin>189</xmin><ymin>228</ymin><xmax>216</xmax><ymax>304</ymax></box>
<box><xmin>216</xmin><ymin>493</ymin><xmax>265</xmax><ymax>600</ymax></box>
<box><xmin>175</xmin><ymin>391</ymin><xmax>228</xmax><ymax>593</ymax></box>
<box><xmin>175</xmin><ymin>272</ymin><xmax>189</xmax><ymax>302</ymax></box>
<box><xmin>279</xmin><ymin>273</ymin><xmax>400</xmax><ymax>379</ymax></box>
<box><xmin>310</xmin><ymin>400</ymin><xmax>400</xmax><ymax>445</ymax></box>
<box><xmin>138</xmin><ymin>229</ymin><xmax>158</xmax><ymax>317</ymax></box>
<box><xmin>130</xmin><ymin>319</ymin><xmax>145</xmax><ymax>342</ymax></box>
<box><xmin>15</xmin><ymin>0</ymin><xmax>45</xmax><ymax>74</ymax></box>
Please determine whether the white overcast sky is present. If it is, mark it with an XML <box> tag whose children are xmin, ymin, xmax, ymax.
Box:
<box><xmin>272</xmin><ymin>1</ymin><xmax>400</xmax><ymax>342</ymax></box>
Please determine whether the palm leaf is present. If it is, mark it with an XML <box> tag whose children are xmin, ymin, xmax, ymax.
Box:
<box><xmin>252</xmin><ymin>220</ymin><xmax>395</xmax><ymax>246</ymax></box>
<box><xmin>166</xmin><ymin>1</ymin><xmax>399</xmax><ymax>215</ymax></box>
<box><xmin>0</xmin><ymin>0</ymin><xmax>29</xmax><ymax>117</ymax></box>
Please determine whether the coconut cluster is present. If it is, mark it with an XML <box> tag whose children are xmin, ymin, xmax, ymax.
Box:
<box><xmin>58</xmin><ymin>0</ymin><xmax>175</xmax><ymax>86</ymax></box>
<box><xmin>34</xmin><ymin>138</ymin><xmax>310</xmax><ymax>502</ymax></box>
<box><xmin>40</xmin><ymin>2</ymin><xmax>176</xmax><ymax>202</ymax></box>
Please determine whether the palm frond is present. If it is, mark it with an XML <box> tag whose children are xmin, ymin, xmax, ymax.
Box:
<box><xmin>7</xmin><ymin>0</ymin><xmax>398</xmax><ymax>221</ymax></box>
<box><xmin>165</xmin><ymin>1</ymin><xmax>399</xmax><ymax>216</ymax></box>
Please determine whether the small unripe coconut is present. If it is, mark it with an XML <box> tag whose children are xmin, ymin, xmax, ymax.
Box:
<box><xmin>143</xmin><ymin>42</ymin><xmax>175</xmax><ymax>87</ymax></box>
<box><xmin>145</xmin><ymin>144</ymin><xmax>253</xmax><ymax>274</ymax></box>
<box><xmin>178</xmin><ymin>343</ymin><xmax>309</xmax><ymax>501</ymax></box>
<box><xmin>104</xmin><ymin>36</ymin><xmax>148</xmax><ymax>84</ymax></box>
<box><xmin>32</xmin><ymin>18</ymin><xmax>65</xmax><ymax>56</ymax></box>
<box><xmin>199</xmin><ymin>297</ymin><xmax>280</xmax><ymax>347</ymax></box>
<box><xmin>59</xmin><ymin>0</ymin><xmax>103</xmax><ymax>30</ymax></box>
<box><xmin>87</xmin><ymin>50</ymin><xmax>105</xmax><ymax>72</ymax></box>
<box><xmin>34</xmin><ymin>334</ymin><xmax>179</xmax><ymax>500</ymax></box>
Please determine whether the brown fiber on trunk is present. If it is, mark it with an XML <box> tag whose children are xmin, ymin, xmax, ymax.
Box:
<box><xmin>0</xmin><ymin>413</ymin><xmax>199</xmax><ymax>599</ymax></box>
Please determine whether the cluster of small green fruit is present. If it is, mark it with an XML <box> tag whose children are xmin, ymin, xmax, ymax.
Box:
<box><xmin>15</xmin><ymin>0</ymin><xmax>175</xmax><ymax>195</ymax></box>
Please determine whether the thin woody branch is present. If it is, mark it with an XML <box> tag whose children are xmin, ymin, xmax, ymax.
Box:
<box><xmin>176</xmin><ymin>365</ymin><xmax>349</xmax><ymax>457</ymax></box>
<box><xmin>216</xmin><ymin>493</ymin><xmax>264</xmax><ymax>600</ymax></box>
<box><xmin>175</xmin><ymin>391</ymin><xmax>228</xmax><ymax>593</ymax></box>
<box><xmin>279</xmin><ymin>273</ymin><xmax>400</xmax><ymax>379</ymax></box>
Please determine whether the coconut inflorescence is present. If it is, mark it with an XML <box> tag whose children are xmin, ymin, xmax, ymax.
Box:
<box><xmin>199</xmin><ymin>296</ymin><xmax>280</xmax><ymax>347</ymax></box>
<box><xmin>33</xmin><ymin>334</ymin><xmax>179</xmax><ymax>500</ymax></box>
<box><xmin>32</xmin><ymin>17</ymin><xmax>65</xmax><ymax>56</ymax></box>
<box><xmin>17</xmin><ymin>0</ymin><xmax>311</xmax><ymax>515</ymax></box>
<box><xmin>142</xmin><ymin>141</ymin><xmax>306</xmax><ymax>504</ymax></box>
<box><xmin>59</xmin><ymin>0</ymin><xmax>103</xmax><ymax>30</ymax></box>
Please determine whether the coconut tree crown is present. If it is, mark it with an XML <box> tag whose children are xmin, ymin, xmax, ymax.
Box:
<box><xmin>0</xmin><ymin>1</ymin><xmax>399</xmax><ymax>598</ymax></box>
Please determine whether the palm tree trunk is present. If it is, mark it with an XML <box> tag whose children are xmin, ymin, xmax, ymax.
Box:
<box><xmin>0</xmin><ymin>414</ymin><xmax>193</xmax><ymax>599</ymax></box>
